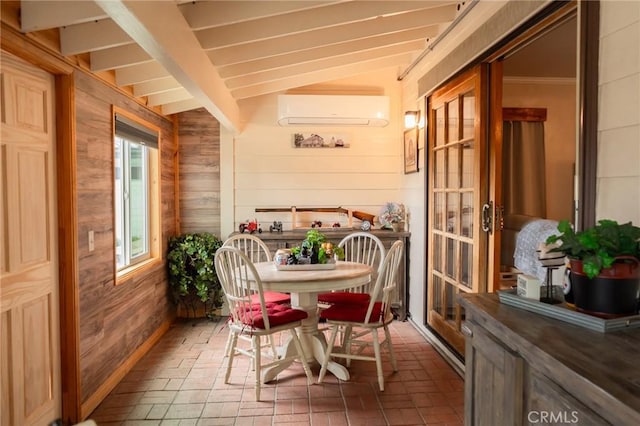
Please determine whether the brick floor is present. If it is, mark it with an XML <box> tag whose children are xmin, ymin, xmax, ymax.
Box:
<box><xmin>89</xmin><ymin>317</ymin><xmax>464</xmax><ymax>425</ymax></box>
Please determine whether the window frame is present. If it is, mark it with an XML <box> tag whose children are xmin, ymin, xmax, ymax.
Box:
<box><xmin>112</xmin><ymin>107</ymin><xmax>162</xmax><ymax>283</ymax></box>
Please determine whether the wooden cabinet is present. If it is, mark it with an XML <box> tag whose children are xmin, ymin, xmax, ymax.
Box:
<box><xmin>247</xmin><ymin>230</ymin><xmax>410</xmax><ymax>320</ymax></box>
<box><xmin>459</xmin><ymin>293</ymin><xmax>640</xmax><ymax>426</ymax></box>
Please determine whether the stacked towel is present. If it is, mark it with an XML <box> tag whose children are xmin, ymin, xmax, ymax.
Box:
<box><xmin>513</xmin><ymin>219</ymin><xmax>562</xmax><ymax>283</ymax></box>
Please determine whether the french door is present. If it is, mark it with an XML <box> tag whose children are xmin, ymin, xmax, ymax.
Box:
<box><xmin>426</xmin><ymin>65</ymin><xmax>489</xmax><ymax>355</ymax></box>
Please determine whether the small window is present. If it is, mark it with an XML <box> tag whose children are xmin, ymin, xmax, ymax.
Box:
<box><xmin>113</xmin><ymin>110</ymin><xmax>160</xmax><ymax>277</ymax></box>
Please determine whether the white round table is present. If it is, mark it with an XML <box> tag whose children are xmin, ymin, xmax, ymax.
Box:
<box><xmin>251</xmin><ymin>261</ymin><xmax>372</xmax><ymax>382</ymax></box>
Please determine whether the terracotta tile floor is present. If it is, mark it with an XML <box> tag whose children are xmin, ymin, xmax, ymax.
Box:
<box><xmin>90</xmin><ymin>317</ymin><xmax>464</xmax><ymax>425</ymax></box>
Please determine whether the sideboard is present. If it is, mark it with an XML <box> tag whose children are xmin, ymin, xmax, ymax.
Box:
<box><xmin>234</xmin><ymin>229</ymin><xmax>410</xmax><ymax>320</ymax></box>
<box><xmin>459</xmin><ymin>293</ymin><xmax>640</xmax><ymax>426</ymax></box>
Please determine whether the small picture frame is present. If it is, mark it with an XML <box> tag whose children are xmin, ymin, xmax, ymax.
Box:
<box><xmin>403</xmin><ymin>127</ymin><xmax>419</xmax><ymax>174</ymax></box>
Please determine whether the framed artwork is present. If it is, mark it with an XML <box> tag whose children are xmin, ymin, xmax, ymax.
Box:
<box><xmin>403</xmin><ymin>127</ymin><xmax>419</xmax><ymax>174</ymax></box>
<box><xmin>292</xmin><ymin>132</ymin><xmax>349</xmax><ymax>148</ymax></box>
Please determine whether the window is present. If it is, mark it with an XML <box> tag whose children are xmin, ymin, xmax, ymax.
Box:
<box><xmin>113</xmin><ymin>111</ymin><xmax>160</xmax><ymax>274</ymax></box>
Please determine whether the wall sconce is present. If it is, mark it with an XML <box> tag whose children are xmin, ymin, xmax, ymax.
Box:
<box><xmin>404</xmin><ymin>110</ymin><xmax>420</xmax><ymax>128</ymax></box>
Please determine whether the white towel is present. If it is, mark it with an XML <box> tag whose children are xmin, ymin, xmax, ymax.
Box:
<box><xmin>513</xmin><ymin>219</ymin><xmax>561</xmax><ymax>283</ymax></box>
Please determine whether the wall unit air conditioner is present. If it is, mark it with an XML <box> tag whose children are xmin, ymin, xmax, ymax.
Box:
<box><xmin>277</xmin><ymin>94</ymin><xmax>389</xmax><ymax>127</ymax></box>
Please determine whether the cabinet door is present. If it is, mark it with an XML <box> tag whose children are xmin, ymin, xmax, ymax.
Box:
<box><xmin>525</xmin><ymin>369</ymin><xmax>608</xmax><ymax>425</ymax></box>
<box><xmin>464</xmin><ymin>321</ymin><xmax>523</xmax><ymax>426</ymax></box>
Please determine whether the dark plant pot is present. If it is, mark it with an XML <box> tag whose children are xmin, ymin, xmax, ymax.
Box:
<box><xmin>569</xmin><ymin>258</ymin><xmax>640</xmax><ymax>318</ymax></box>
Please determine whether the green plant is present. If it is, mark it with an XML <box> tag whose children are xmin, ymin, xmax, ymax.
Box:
<box><xmin>167</xmin><ymin>232</ymin><xmax>224</xmax><ymax>317</ymax></box>
<box><xmin>546</xmin><ymin>219</ymin><xmax>640</xmax><ymax>278</ymax></box>
<box><xmin>289</xmin><ymin>229</ymin><xmax>344</xmax><ymax>264</ymax></box>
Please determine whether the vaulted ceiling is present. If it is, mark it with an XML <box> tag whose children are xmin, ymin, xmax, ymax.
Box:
<box><xmin>8</xmin><ymin>0</ymin><xmax>467</xmax><ymax>131</ymax></box>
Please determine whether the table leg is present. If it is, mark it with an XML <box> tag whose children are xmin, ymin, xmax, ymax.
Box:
<box><xmin>261</xmin><ymin>291</ymin><xmax>350</xmax><ymax>383</ymax></box>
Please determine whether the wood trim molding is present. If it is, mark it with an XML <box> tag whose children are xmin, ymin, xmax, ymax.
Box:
<box><xmin>80</xmin><ymin>318</ymin><xmax>173</xmax><ymax>420</ymax></box>
<box><xmin>577</xmin><ymin>0</ymin><xmax>599</xmax><ymax>230</ymax></box>
<box><xmin>0</xmin><ymin>22</ymin><xmax>74</xmax><ymax>75</ymax></box>
<box><xmin>502</xmin><ymin>107</ymin><xmax>547</xmax><ymax>122</ymax></box>
<box><xmin>0</xmin><ymin>22</ymin><xmax>163</xmax><ymax>117</ymax></box>
<box><xmin>55</xmin><ymin>73</ymin><xmax>81</xmax><ymax>424</ymax></box>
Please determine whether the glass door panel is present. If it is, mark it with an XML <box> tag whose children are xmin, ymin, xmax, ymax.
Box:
<box><xmin>427</xmin><ymin>65</ymin><xmax>487</xmax><ymax>356</ymax></box>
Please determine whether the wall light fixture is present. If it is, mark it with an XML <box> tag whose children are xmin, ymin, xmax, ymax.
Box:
<box><xmin>404</xmin><ymin>110</ymin><xmax>420</xmax><ymax>128</ymax></box>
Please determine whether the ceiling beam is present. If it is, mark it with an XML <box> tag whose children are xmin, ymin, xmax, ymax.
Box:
<box><xmin>207</xmin><ymin>6</ymin><xmax>456</xmax><ymax>66</ymax></box>
<box><xmin>196</xmin><ymin>1</ymin><xmax>456</xmax><ymax>49</ymax></box>
<box><xmin>90</xmin><ymin>44</ymin><xmax>152</xmax><ymax>71</ymax></box>
<box><xmin>217</xmin><ymin>26</ymin><xmax>438</xmax><ymax>78</ymax></box>
<box><xmin>161</xmin><ymin>98</ymin><xmax>204</xmax><ymax>115</ymax></box>
<box><xmin>179</xmin><ymin>1</ymin><xmax>341</xmax><ymax>31</ymax></box>
<box><xmin>20</xmin><ymin>0</ymin><xmax>106</xmax><ymax>32</ymax></box>
<box><xmin>115</xmin><ymin>62</ymin><xmax>169</xmax><ymax>86</ymax></box>
<box><xmin>225</xmin><ymin>41</ymin><xmax>424</xmax><ymax>89</ymax></box>
<box><xmin>133</xmin><ymin>77</ymin><xmax>181</xmax><ymax>97</ymax></box>
<box><xmin>59</xmin><ymin>18</ymin><xmax>132</xmax><ymax>55</ymax></box>
<box><xmin>96</xmin><ymin>0</ymin><xmax>240</xmax><ymax>132</ymax></box>
<box><xmin>147</xmin><ymin>88</ymin><xmax>193</xmax><ymax>107</ymax></box>
<box><xmin>231</xmin><ymin>53</ymin><xmax>413</xmax><ymax>100</ymax></box>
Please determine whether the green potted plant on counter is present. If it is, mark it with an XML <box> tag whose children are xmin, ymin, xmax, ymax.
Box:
<box><xmin>546</xmin><ymin>219</ymin><xmax>640</xmax><ymax>318</ymax></box>
<box><xmin>167</xmin><ymin>232</ymin><xmax>224</xmax><ymax>318</ymax></box>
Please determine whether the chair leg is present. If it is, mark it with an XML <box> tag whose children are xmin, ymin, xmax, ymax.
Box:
<box><xmin>268</xmin><ymin>335</ymin><xmax>279</xmax><ymax>359</ymax></box>
<box><xmin>289</xmin><ymin>328</ymin><xmax>313</xmax><ymax>383</ymax></box>
<box><xmin>343</xmin><ymin>325</ymin><xmax>353</xmax><ymax>367</ymax></box>
<box><xmin>223</xmin><ymin>332</ymin><xmax>232</xmax><ymax>358</ymax></box>
<box><xmin>384</xmin><ymin>324</ymin><xmax>398</xmax><ymax>372</ymax></box>
<box><xmin>253</xmin><ymin>335</ymin><xmax>261</xmax><ymax>401</ymax></box>
<box><xmin>225</xmin><ymin>332</ymin><xmax>238</xmax><ymax>384</ymax></box>
<box><xmin>371</xmin><ymin>329</ymin><xmax>384</xmax><ymax>391</ymax></box>
<box><xmin>317</xmin><ymin>325</ymin><xmax>339</xmax><ymax>384</ymax></box>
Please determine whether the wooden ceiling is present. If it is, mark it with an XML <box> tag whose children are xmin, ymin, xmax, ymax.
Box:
<box><xmin>6</xmin><ymin>1</ymin><xmax>467</xmax><ymax>130</ymax></box>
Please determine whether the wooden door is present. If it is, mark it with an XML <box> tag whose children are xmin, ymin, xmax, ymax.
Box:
<box><xmin>1</xmin><ymin>52</ymin><xmax>61</xmax><ymax>425</ymax></box>
<box><xmin>426</xmin><ymin>65</ymin><xmax>488</xmax><ymax>355</ymax></box>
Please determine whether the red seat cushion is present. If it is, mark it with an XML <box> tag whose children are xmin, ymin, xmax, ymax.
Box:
<box><xmin>317</xmin><ymin>291</ymin><xmax>370</xmax><ymax>306</ymax></box>
<box><xmin>319</xmin><ymin>301</ymin><xmax>384</xmax><ymax>323</ymax></box>
<box><xmin>250</xmin><ymin>291</ymin><xmax>290</xmax><ymax>305</ymax></box>
<box><xmin>239</xmin><ymin>303</ymin><xmax>307</xmax><ymax>329</ymax></box>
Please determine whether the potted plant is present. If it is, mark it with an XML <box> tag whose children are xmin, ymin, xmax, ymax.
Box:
<box><xmin>546</xmin><ymin>219</ymin><xmax>640</xmax><ymax>317</ymax></box>
<box><xmin>167</xmin><ymin>232</ymin><xmax>224</xmax><ymax>318</ymax></box>
<box><xmin>288</xmin><ymin>229</ymin><xmax>344</xmax><ymax>264</ymax></box>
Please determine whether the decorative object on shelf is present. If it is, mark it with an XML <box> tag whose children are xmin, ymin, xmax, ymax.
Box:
<box><xmin>379</xmin><ymin>202</ymin><xmax>406</xmax><ymax>231</ymax></box>
<box><xmin>292</xmin><ymin>132</ymin><xmax>349</xmax><ymax>148</ymax></box>
<box><xmin>167</xmin><ymin>232</ymin><xmax>224</xmax><ymax>318</ymax></box>
<box><xmin>239</xmin><ymin>219</ymin><xmax>262</xmax><ymax>234</ymax></box>
<box><xmin>255</xmin><ymin>206</ymin><xmax>376</xmax><ymax>230</ymax></box>
<box><xmin>360</xmin><ymin>220</ymin><xmax>371</xmax><ymax>231</ymax></box>
<box><xmin>311</xmin><ymin>220</ymin><xmax>323</xmax><ymax>228</ymax></box>
<box><xmin>269</xmin><ymin>221</ymin><xmax>283</xmax><ymax>233</ymax></box>
<box><xmin>546</xmin><ymin>219</ymin><xmax>640</xmax><ymax>318</ymax></box>
<box><xmin>284</xmin><ymin>229</ymin><xmax>344</xmax><ymax>266</ymax></box>
<box><xmin>403</xmin><ymin>127</ymin><xmax>419</xmax><ymax>174</ymax></box>
<box><xmin>537</xmin><ymin>241</ymin><xmax>566</xmax><ymax>304</ymax></box>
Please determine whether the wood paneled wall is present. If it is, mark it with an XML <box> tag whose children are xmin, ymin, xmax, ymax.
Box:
<box><xmin>177</xmin><ymin>108</ymin><xmax>221</xmax><ymax>235</ymax></box>
<box><xmin>74</xmin><ymin>70</ymin><xmax>177</xmax><ymax>402</ymax></box>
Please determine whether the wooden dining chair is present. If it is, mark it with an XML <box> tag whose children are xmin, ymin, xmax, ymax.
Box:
<box><xmin>223</xmin><ymin>233</ymin><xmax>291</xmax><ymax>304</ymax></box>
<box><xmin>317</xmin><ymin>240</ymin><xmax>404</xmax><ymax>391</ymax></box>
<box><xmin>317</xmin><ymin>232</ymin><xmax>386</xmax><ymax>306</ymax></box>
<box><xmin>222</xmin><ymin>234</ymin><xmax>290</xmax><ymax>359</ymax></box>
<box><xmin>214</xmin><ymin>246</ymin><xmax>313</xmax><ymax>401</ymax></box>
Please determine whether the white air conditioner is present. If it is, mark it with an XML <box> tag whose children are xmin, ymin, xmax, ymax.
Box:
<box><xmin>277</xmin><ymin>94</ymin><xmax>389</xmax><ymax>127</ymax></box>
